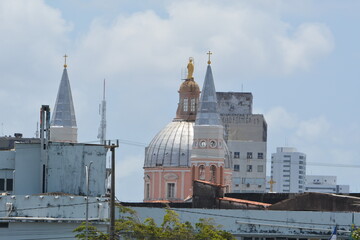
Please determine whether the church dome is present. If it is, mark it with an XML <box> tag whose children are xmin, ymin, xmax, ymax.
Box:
<box><xmin>179</xmin><ymin>79</ymin><xmax>200</xmax><ymax>93</ymax></box>
<box><xmin>144</xmin><ymin>120</ymin><xmax>194</xmax><ymax>168</ymax></box>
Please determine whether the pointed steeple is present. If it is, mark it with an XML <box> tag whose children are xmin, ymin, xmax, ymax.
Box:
<box><xmin>50</xmin><ymin>56</ymin><xmax>77</xmax><ymax>143</ymax></box>
<box><xmin>51</xmin><ymin>68</ymin><xmax>77</xmax><ymax>127</ymax></box>
<box><xmin>195</xmin><ymin>64</ymin><xmax>222</xmax><ymax>126</ymax></box>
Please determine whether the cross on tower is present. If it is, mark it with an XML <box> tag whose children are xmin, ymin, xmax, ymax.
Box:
<box><xmin>207</xmin><ymin>51</ymin><xmax>212</xmax><ymax>65</ymax></box>
<box><xmin>63</xmin><ymin>54</ymin><xmax>68</xmax><ymax>68</ymax></box>
<box><xmin>268</xmin><ymin>177</ymin><xmax>277</xmax><ymax>193</ymax></box>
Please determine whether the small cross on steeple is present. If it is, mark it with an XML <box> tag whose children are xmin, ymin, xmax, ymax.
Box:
<box><xmin>63</xmin><ymin>54</ymin><xmax>68</xmax><ymax>68</ymax></box>
<box><xmin>207</xmin><ymin>51</ymin><xmax>212</xmax><ymax>65</ymax></box>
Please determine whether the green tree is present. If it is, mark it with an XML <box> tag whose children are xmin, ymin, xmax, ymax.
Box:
<box><xmin>352</xmin><ymin>227</ymin><xmax>360</xmax><ymax>239</ymax></box>
<box><xmin>74</xmin><ymin>205</ymin><xmax>235</xmax><ymax>240</ymax></box>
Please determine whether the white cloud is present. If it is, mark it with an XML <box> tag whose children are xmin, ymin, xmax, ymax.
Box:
<box><xmin>277</xmin><ymin>23</ymin><xmax>334</xmax><ymax>73</ymax></box>
<box><xmin>296</xmin><ymin>116</ymin><xmax>330</xmax><ymax>140</ymax></box>
<box><xmin>72</xmin><ymin>0</ymin><xmax>334</xmax><ymax>84</ymax></box>
<box><xmin>265</xmin><ymin>106</ymin><xmax>298</xmax><ymax>130</ymax></box>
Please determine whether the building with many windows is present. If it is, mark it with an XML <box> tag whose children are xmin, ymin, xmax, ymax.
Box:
<box><xmin>217</xmin><ymin>92</ymin><xmax>267</xmax><ymax>193</ymax></box>
<box><xmin>271</xmin><ymin>147</ymin><xmax>306</xmax><ymax>193</ymax></box>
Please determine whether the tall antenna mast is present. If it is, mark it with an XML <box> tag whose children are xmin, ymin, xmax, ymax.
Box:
<box><xmin>97</xmin><ymin>79</ymin><xmax>107</xmax><ymax>144</ymax></box>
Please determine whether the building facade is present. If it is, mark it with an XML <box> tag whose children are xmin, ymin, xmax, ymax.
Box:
<box><xmin>217</xmin><ymin>92</ymin><xmax>267</xmax><ymax>193</ymax></box>
<box><xmin>305</xmin><ymin>175</ymin><xmax>350</xmax><ymax>194</ymax></box>
<box><xmin>271</xmin><ymin>147</ymin><xmax>306</xmax><ymax>193</ymax></box>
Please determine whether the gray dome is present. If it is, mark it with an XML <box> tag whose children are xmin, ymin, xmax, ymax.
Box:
<box><xmin>144</xmin><ymin>121</ymin><xmax>194</xmax><ymax>168</ymax></box>
<box><xmin>144</xmin><ymin>120</ymin><xmax>233</xmax><ymax>169</ymax></box>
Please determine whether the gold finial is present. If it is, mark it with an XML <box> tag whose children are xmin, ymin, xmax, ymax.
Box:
<box><xmin>187</xmin><ymin>57</ymin><xmax>194</xmax><ymax>80</ymax></box>
<box><xmin>63</xmin><ymin>54</ymin><xmax>68</xmax><ymax>68</ymax></box>
<box><xmin>268</xmin><ymin>177</ymin><xmax>276</xmax><ymax>193</ymax></box>
<box><xmin>207</xmin><ymin>51</ymin><xmax>212</xmax><ymax>65</ymax></box>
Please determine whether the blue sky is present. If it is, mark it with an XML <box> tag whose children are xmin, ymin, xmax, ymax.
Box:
<box><xmin>0</xmin><ymin>0</ymin><xmax>359</xmax><ymax>201</ymax></box>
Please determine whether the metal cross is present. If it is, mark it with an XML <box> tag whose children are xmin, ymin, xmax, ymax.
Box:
<box><xmin>207</xmin><ymin>51</ymin><xmax>212</xmax><ymax>64</ymax></box>
<box><xmin>63</xmin><ymin>54</ymin><xmax>68</xmax><ymax>68</ymax></box>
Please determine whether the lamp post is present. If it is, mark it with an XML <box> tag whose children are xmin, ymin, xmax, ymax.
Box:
<box><xmin>85</xmin><ymin>161</ymin><xmax>93</xmax><ymax>240</ymax></box>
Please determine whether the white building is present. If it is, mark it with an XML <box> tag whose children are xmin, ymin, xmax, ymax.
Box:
<box><xmin>305</xmin><ymin>175</ymin><xmax>350</xmax><ymax>194</ymax></box>
<box><xmin>271</xmin><ymin>147</ymin><xmax>306</xmax><ymax>193</ymax></box>
<box><xmin>0</xmin><ymin>62</ymin><xmax>110</xmax><ymax>239</ymax></box>
<box><xmin>217</xmin><ymin>92</ymin><xmax>267</xmax><ymax>193</ymax></box>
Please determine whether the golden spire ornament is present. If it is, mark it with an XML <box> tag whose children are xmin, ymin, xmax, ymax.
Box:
<box><xmin>63</xmin><ymin>54</ymin><xmax>68</xmax><ymax>68</ymax></box>
<box><xmin>207</xmin><ymin>51</ymin><xmax>212</xmax><ymax>65</ymax></box>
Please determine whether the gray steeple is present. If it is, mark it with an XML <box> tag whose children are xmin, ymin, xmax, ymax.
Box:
<box><xmin>195</xmin><ymin>65</ymin><xmax>222</xmax><ymax>125</ymax></box>
<box><xmin>51</xmin><ymin>68</ymin><xmax>77</xmax><ymax>127</ymax></box>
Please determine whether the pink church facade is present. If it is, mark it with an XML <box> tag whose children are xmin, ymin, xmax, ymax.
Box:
<box><xmin>143</xmin><ymin>59</ymin><xmax>232</xmax><ymax>202</ymax></box>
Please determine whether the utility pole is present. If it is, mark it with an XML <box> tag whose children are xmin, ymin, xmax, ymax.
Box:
<box><xmin>105</xmin><ymin>140</ymin><xmax>119</xmax><ymax>240</ymax></box>
<box><xmin>85</xmin><ymin>161</ymin><xmax>93</xmax><ymax>240</ymax></box>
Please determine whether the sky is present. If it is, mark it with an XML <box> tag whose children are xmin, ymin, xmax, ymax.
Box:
<box><xmin>0</xmin><ymin>0</ymin><xmax>359</xmax><ymax>201</ymax></box>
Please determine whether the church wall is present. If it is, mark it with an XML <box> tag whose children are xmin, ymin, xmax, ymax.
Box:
<box><xmin>144</xmin><ymin>167</ymin><xmax>192</xmax><ymax>202</ymax></box>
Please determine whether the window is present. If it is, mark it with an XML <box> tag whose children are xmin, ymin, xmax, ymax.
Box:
<box><xmin>167</xmin><ymin>183</ymin><xmax>175</xmax><ymax>199</ymax></box>
<box><xmin>283</xmin><ymin>160</ymin><xmax>291</xmax><ymax>163</ymax></box>
<box><xmin>183</xmin><ymin>98</ymin><xmax>188</xmax><ymax>112</ymax></box>
<box><xmin>6</xmin><ymin>179</ymin><xmax>13</xmax><ymax>191</ymax></box>
<box><xmin>246</xmin><ymin>165</ymin><xmax>252</xmax><ymax>172</ymax></box>
<box><xmin>257</xmin><ymin>152</ymin><xmax>263</xmax><ymax>159</ymax></box>
<box><xmin>299</xmin><ymin>156</ymin><xmax>304</xmax><ymax>159</ymax></box>
<box><xmin>257</xmin><ymin>165</ymin><xmax>263</xmax><ymax>172</ymax></box>
<box><xmin>0</xmin><ymin>179</ymin><xmax>4</xmax><ymax>191</ymax></box>
<box><xmin>247</xmin><ymin>152</ymin><xmax>253</xmax><ymax>159</ymax></box>
<box><xmin>145</xmin><ymin>183</ymin><xmax>150</xmax><ymax>199</ymax></box>
<box><xmin>283</xmin><ymin>170</ymin><xmax>290</xmax><ymax>172</ymax></box>
<box><xmin>233</xmin><ymin>177</ymin><xmax>241</xmax><ymax>185</ymax></box>
<box><xmin>210</xmin><ymin>165</ymin><xmax>216</xmax><ymax>183</ymax></box>
<box><xmin>233</xmin><ymin>164</ymin><xmax>240</xmax><ymax>172</ymax></box>
<box><xmin>283</xmin><ymin>165</ymin><xmax>290</xmax><ymax>167</ymax></box>
<box><xmin>234</xmin><ymin>152</ymin><xmax>240</xmax><ymax>159</ymax></box>
<box><xmin>199</xmin><ymin>165</ymin><xmax>205</xmax><ymax>180</ymax></box>
<box><xmin>190</xmin><ymin>98</ymin><xmax>196</xmax><ymax>111</ymax></box>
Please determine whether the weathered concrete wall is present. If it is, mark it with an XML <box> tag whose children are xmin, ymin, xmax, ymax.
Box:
<box><xmin>192</xmin><ymin>180</ymin><xmax>223</xmax><ymax>208</ymax></box>
<box><xmin>217</xmin><ymin>92</ymin><xmax>253</xmax><ymax>115</ymax></box>
<box><xmin>14</xmin><ymin>143</ymin><xmax>41</xmax><ymax>195</ymax></box>
<box><xmin>47</xmin><ymin>143</ymin><xmax>107</xmax><ymax>197</ymax></box>
<box><xmin>0</xmin><ymin>221</ymin><xmax>108</xmax><ymax>240</ymax></box>
<box><xmin>0</xmin><ymin>195</ymin><xmax>108</xmax><ymax>219</ymax></box>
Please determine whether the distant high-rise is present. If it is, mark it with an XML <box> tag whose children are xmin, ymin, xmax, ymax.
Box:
<box><xmin>271</xmin><ymin>147</ymin><xmax>306</xmax><ymax>193</ymax></box>
<box><xmin>50</xmin><ymin>55</ymin><xmax>78</xmax><ymax>143</ymax></box>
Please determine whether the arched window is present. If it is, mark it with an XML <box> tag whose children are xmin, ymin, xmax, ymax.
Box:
<box><xmin>210</xmin><ymin>165</ymin><xmax>216</xmax><ymax>183</ymax></box>
<box><xmin>183</xmin><ymin>98</ymin><xmax>188</xmax><ymax>112</ymax></box>
<box><xmin>190</xmin><ymin>98</ymin><xmax>196</xmax><ymax>111</ymax></box>
<box><xmin>198</xmin><ymin>165</ymin><xmax>205</xmax><ymax>180</ymax></box>
<box><xmin>220</xmin><ymin>166</ymin><xmax>223</xmax><ymax>185</ymax></box>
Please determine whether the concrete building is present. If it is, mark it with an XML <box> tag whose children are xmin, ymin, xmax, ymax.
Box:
<box><xmin>305</xmin><ymin>175</ymin><xmax>350</xmax><ymax>194</ymax></box>
<box><xmin>271</xmin><ymin>147</ymin><xmax>306</xmax><ymax>193</ymax></box>
<box><xmin>217</xmin><ymin>92</ymin><xmax>267</xmax><ymax>193</ymax></box>
<box><xmin>0</xmin><ymin>61</ymin><xmax>110</xmax><ymax>239</ymax></box>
